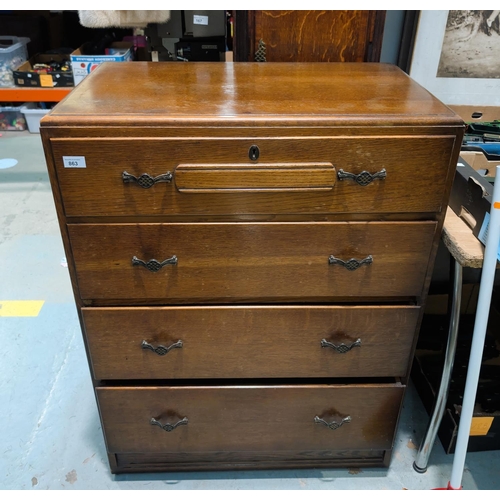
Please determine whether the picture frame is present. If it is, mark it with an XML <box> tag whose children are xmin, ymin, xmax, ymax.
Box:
<box><xmin>409</xmin><ymin>10</ymin><xmax>500</xmax><ymax>106</ymax></box>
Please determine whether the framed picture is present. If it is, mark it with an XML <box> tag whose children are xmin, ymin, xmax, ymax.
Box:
<box><xmin>410</xmin><ymin>10</ymin><xmax>500</xmax><ymax>105</ymax></box>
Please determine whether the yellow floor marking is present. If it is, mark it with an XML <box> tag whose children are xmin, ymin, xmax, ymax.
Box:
<box><xmin>0</xmin><ymin>301</ymin><xmax>45</xmax><ymax>317</ymax></box>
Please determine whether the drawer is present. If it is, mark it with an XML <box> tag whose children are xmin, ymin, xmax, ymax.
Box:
<box><xmin>96</xmin><ymin>384</ymin><xmax>404</xmax><ymax>454</ymax></box>
<box><xmin>83</xmin><ymin>305</ymin><xmax>420</xmax><ymax>380</ymax></box>
<box><xmin>51</xmin><ymin>136</ymin><xmax>456</xmax><ymax>217</ymax></box>
<box><xmin>68</xmin><ymin>221</ymin><xmax>436</xmax><ymax>302</ymax></box>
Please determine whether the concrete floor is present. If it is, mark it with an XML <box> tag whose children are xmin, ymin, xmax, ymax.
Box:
<box><xmin>1</xmin><ymin>131</ymin><xmax>500</xmax><ymax>490</ymax></box>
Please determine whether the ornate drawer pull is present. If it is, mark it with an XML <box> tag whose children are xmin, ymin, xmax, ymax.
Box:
<box><xmin>142</xmin><ymin>340</ymin><xmax>183</xmax><ymax>355</ymax></box>
<box><xmin>132</xmin><ymin>255</ymin><xmax>178</xmax><ymax>272</ymax></box>
<box><xmin>150</xmin><ymin>417</ymin><xmax>188</xmax><ymax>432</ymax></box>
<box><xmin>321</xmin><ymin>338</ymin><xmax>361</xmax><ymax>353</ymax></box>
<box><xmin>122</xmin><ymin>171</ymin><xmax>173</xmax><ymax>189</ymax></box>
<box><xmin>314</xmin><ymin>415</ymin><xmax>351</xmax><ymax>430</ymax></box>
<box><xmin>328</xmin><ymin>255</ymin><xmax>373</xmax><ymax>271</ymax></box>
<box><xmin>337</xmin><ymin>168</ymin><xmax>386</xmax><ymax>186</ymax></box>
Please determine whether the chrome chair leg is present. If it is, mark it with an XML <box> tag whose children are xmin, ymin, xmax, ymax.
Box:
<box><xmin>413</xmin><ymin>259</ymin><xmax>463</xmax><ymax>473</ymax></box>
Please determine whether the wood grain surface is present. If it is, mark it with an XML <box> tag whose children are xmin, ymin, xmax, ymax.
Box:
<box><xmin>68</xmin><ymin>221</ymin><xmax>436</xmax><ymax>302</ymax></box>
<box><xmin>442</xmin><ymin>208</ymin><xmax>500</xmax><ymax>269</ymax></box>
<box><xmin>96</xmin><ymin>384</ymin><xmax>404</xmax><ymax>454</ymax></box>
<box><xmin>51</xmin><ymin>136</ymin><xmax>455</xmax><ymax>217</ymax></box>
<box><xmin>112</xmin><ymin>448</ymin><xmax>387</xmax><ymax>472</ymax></box>
<box><xmin>82</xmin><ymin>305</ymin><xmax>420</xmax><ymax>380</ymax></box>
<box><xmin>252</xmin><ymin>11</ymin><xmax>382</xmax><ymax>62</ymax></box>
<box><xmin>41</xmin><ymin>63</ymin><xmax>463</xmax><ymax>128</ymax></box>
<box><xmin>174</xmin><ymin>162</ymin><xmax>336</xmax><ymax>192</ymax></box>
<box><xmin>234</xmin><ymin>11</ymin><xmax>385</xmax><ymax>64</ymax></box>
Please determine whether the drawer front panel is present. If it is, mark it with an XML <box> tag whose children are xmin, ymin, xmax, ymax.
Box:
<box><xmin>51</xmin><ymin>136</ymin><xmax>455</xmax><ymax>216</ymax></box>
<box><xmin>68</xmin><ymin>221</ymin><xmax>436</xmax><ymax>302</ymax></box>
<box><xmin>96</xmin><ymin>384</ymin><xmax>404</xmax><ymax>454</ymax></box>
<box><xmin>83</xmin><ymin>305</ymin><xmax>420</xmax><ymax>380</ymax></box>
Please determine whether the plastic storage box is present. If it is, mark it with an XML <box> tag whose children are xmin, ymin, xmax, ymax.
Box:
<box><xmin>21</xmin><ymin>104</ymin><xmax>51</xmax><ymax>133</ymax></box>
<box><xmin>0</xmin><ymin>103</ymin><xmax>28</xmax><ymax>131</ymax></box>
<box><xmin>0</xmin><ymin>36</ymin><xmax>30</xmax><ymax>87</ymax></box>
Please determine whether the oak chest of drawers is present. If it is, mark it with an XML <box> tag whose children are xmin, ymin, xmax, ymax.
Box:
<box><xmin>41</xmin><ymin>62</ymin><xmax>464</xmax><ymax>473</ymax></box>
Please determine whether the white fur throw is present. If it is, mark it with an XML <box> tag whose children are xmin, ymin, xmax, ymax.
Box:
<box><xmin>78</xmin><ymin>10</ymin><xmax>171</xmax><ymax>28</ymax></box>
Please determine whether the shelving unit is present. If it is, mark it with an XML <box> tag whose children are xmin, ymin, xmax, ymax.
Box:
<box><xmin>0</xmin><ymin>87</ymin><xmax>72</xmax><ymax>102</ymax></box>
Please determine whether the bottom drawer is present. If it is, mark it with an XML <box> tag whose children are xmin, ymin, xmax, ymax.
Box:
<box><xmin>97</xmin><ymin>384</ymin><xmax>404</xmax><ymax>454</ymax></box>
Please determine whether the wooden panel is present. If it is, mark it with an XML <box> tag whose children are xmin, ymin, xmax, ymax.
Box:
<box><xmin>235</xmin><ymin>11</ymin><xmax>386</xmax><ymax>63</ymax></box>
<box><xmin>51</xmin><ymin>136</ymin><xmax>455</xmax><ymax>217</ymax></box>
<box><xmin>68</xmin><ymin>221</ymin><xmax>437</xmax><ymax>302</ymax></box>
<box><xmin>96</xmin><ymin>384</ymin><xmax>404</xmax><ymax>454</ymax></box>
<box><xmin>253</xmin><ymin>10</ymin><xmax>376</xmax><ymax>62</ymax></box>
<box><xmin>42</xmin><ymin>63</ymin><xmax>463</xmax><ymax>128</ymax></box>
<box><xmin>83</xmin><ymin>305</ymin><xmax>420</xmax><ymax>380</ymax></box>
<box><xmin>174</xmin><ymin>163</ymin><xmax>335</xmax><ymax>192</ymax></box>
<box><xmin>112</xmin><ymin>449</ymin><xmax>387</xmax><ymax>472</ymax></box>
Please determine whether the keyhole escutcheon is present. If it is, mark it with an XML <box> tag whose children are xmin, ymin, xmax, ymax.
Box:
<box><xmin>249</xmin><ymin>145</ymin><xmax>260</xmax><ymax>161</ymax></box>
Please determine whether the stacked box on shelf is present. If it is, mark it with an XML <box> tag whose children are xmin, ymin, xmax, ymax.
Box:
<box><xmin>70</xmin><ymin>42</ymin><xmax>133</xmax><ymax>85</ymax></box>
<box><xmin>13</xmin><ymin>54</ymin><xmax>74</xmax><ymax>88</ymax></box>
<box><xmin>0</xmin><ymin>36</ymin><xmax>30</xmax><ymax>87</ymax></box>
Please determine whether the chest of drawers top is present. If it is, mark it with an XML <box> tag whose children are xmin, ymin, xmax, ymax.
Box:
<box><xmin>42</xmin><ymin>62</ymin><xmax>462</xmax><ymax>130</ymax></box>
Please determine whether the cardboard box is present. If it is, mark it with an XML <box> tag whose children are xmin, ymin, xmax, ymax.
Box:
<box><xmin>448</xmin><ymin>105</ymin><xmax>500</xmax><ymax>123</ymax></box>
<box><xmin>459</xmin><ymin>151</ymin><xmax>498</xmax><ymax>182</ymax></box>
<box><xmin>448</xmin><ymin>105</ymin><xmax>499</xmax><ymax>182</ymax></box>
<box><xmin>70</xmin><ymin>42</ymin><xmax>134</xmax><ymax>85</ymax></box>
<box><xmin>449</xmin><ymin>157</ymin><xmax>494</xmax><ymax>239</ymax></box>
<box><xmin>13</xmin><ymin>53</ymin><xmax>73</xmax><ymax>88</ymax></box>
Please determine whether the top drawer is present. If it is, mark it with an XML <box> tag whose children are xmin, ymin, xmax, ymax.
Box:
<box><xmin>50</xmin><ymin>136</ymin><xmax>456</xmax><ymax>217</ymax></box>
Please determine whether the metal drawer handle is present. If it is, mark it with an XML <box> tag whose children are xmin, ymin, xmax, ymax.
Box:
<box><xmin>328</xmin><ymin>255</ymin><xmax>373</xmax><ymax>271</ymax></box>
<box><xmin>122</xmin><ymin>171</ymin><xmax>173</xmax><ymax>189</ymax></box>
<box><xmin>132</xmin><ymin>255</ymin><xmax>177</xmax><ymax>272</ymax></box>
<box><xmin>150</xmin><ymin>417</ymin><xmax>188</xmax><ymax>432</ymax></box>
<box><xmin>337</xmin><ymin>168</ymin><xmax>386</xmax><ymax>186</ymax></box>
<box><xmin>142</xmin><ymin>340</ymin><xmax>183</xmax><ymax>356</ymax></box>
<box><xmin>314</xmin><ymin>416</ymin><xmax>351</xmax><ymax>430</ymax></box>
<box><xmin>321</xmin><ymin>338</ymin><xmax>361</xmax><ymax>353</ymax></box>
